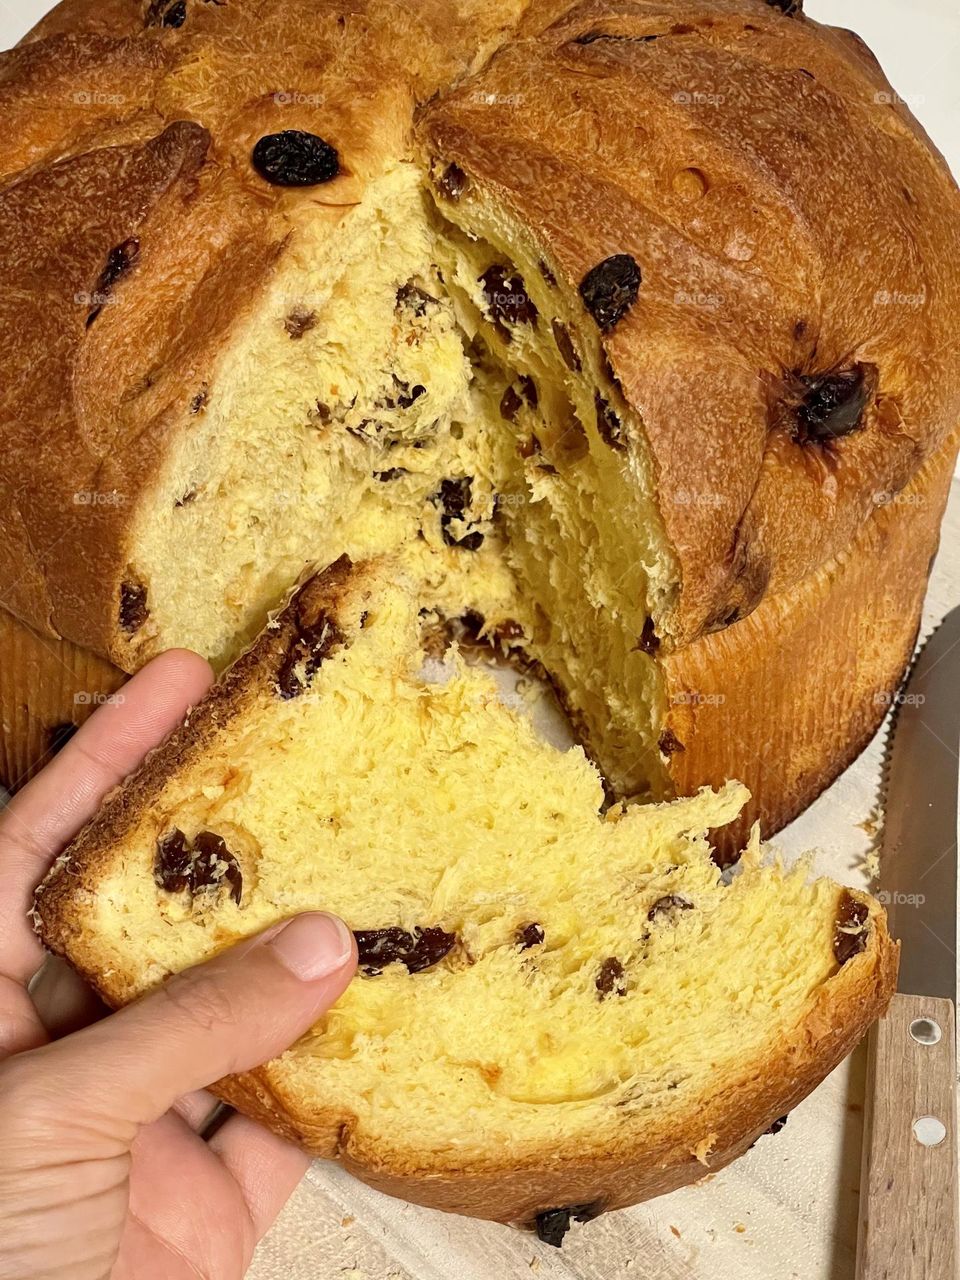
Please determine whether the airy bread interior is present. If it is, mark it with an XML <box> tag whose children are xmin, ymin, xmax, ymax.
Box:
<box><xmin>43</xmin><ymin>559</ymin><xmax>886</xmax><ymax>1175</ymax></box>
<box><xmin>127</xmin><ymin>159</ymin><xmax>672</xmax><ymax>799</ymax></box>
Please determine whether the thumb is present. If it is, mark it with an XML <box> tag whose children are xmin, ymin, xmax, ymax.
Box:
<box><xmin>18</xmin><ymin>913</ymin><xmax>356</xmax><ymax>1132</ymax></box>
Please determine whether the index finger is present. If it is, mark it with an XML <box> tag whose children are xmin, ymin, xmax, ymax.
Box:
<box><xmin>0</xmin><ymin>649</ymin><xmax>213</xmax><ymax>986</ymax></box>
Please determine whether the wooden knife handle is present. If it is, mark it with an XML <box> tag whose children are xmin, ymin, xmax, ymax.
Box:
<box><xmin>857</xmin><ymin>992</ymin><xmax>959</xmax><ymax>1280</ymax></box>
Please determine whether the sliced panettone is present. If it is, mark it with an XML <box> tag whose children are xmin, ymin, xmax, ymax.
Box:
<box><xmin>36</xmin><ymin>554</ymin><xmax>898</xmax><ymax>1233</ymax></box>
<box><xmin>1</xmin><ymin>0</ymin><xmax>959</xmax><ymax>848</ymax></box>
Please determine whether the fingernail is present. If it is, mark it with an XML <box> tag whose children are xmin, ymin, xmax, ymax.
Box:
<box><xmin>267</xmin><ymin>913</ymin><xmax>355</xmax><ymax>981</ymax></box>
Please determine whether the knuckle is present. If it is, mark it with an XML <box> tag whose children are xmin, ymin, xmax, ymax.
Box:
<box><xmin>0</xmin><ymin>1056</ymin><xmax>55</xmax><ymax>1147</ymax></box>
<box><xmin>0</xmin><ymin>1054</ymin><xmax>41</xmax><ymax>1113</ymax></box>
<box><xmin>156</xmin><ymin>968</ymin><xmax>243</xmax><ymax>1034</ymax></box>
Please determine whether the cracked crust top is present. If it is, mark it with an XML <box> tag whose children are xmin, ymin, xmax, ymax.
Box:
<box><xmin>0</xmin><ymin>0</ymin><xmax>957</xmax><ymax>659</ymax></box>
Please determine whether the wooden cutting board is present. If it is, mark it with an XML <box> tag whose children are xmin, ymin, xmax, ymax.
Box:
<box><xmin>249</xmin><ymin>479</ymin><xmax>960</xmax><ymax>1280</ymax></box>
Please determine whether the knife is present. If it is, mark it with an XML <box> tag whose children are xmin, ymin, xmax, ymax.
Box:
<box><xmin>857</xmin><ymin>606</ymin><xmax>960</xmax><ymax>1280</ymax></box>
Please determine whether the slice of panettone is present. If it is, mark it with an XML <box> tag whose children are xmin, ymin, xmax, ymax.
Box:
<box><xmin>35</xmin><ymin>554</ymin><xmax>897</xmax><ymax>1237</ymax></box>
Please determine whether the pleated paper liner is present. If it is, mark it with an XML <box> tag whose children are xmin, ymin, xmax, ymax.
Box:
<box><xmin>0</xmin><ymin>608</ymin><xmax>125</xmax><ymax>792</ymax></box>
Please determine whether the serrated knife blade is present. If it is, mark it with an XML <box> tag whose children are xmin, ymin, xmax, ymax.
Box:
<box><xmin>880</xmin><ymin>604</ymin><xmax>960</xmax><ymax>1001</ymax></box>
<box><xmin>856</xmin><ymin>605</ymin><xmax>960</xmax><ymax>1280</ymax></box>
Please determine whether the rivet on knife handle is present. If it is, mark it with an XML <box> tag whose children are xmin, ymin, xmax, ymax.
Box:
<box><xmin>856</xmin><ymin>993</ymin><xmax>958</xmax><ymax>1279</ymax></box>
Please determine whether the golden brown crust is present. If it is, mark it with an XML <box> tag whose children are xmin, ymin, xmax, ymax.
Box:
<box><xmin>420</xmin><ymin>0</ymin><xmax>960</xmax><ymax>645</ymax></box>
<box><xmin>0</xmin><ymin>119</ymin><xmax>213</xmax><ymax>648</ymax></box>
<box><xmin>1</xmin><ymin>0</ymin><xmax>956</xmax><ymax>662</ymax></box>
<box><xmin>660</xmin><ymin>423</ymin><xmax>960</xmax><ymax>859</ymax></box>
<box><xmin>0</xmin><ymin>0</ymin><xmax>540</xmax><ymax>666</ymax></box>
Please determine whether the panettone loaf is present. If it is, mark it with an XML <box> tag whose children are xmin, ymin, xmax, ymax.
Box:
<box><xmin>2</xmin><ymin>0</ymin><xmax>960</xmax><ymax>846</ymax></box>
<box><xmin>36</xmin><ymin>555</ymin><xmax>898</xmax><ymax>1231</ymax></box>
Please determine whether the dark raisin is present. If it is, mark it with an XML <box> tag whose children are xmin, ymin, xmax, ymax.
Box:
<box><xmin>765</xmin><ymin>0</ymin><xmax>802</xmax><ymax>13</ymax></box>
<box><xmin>454</xmin><ymin>530</ymin><xmax>484</xmax><ymax>551</ymax></box>
<box><xmin>794</xmin><ymin>364</ymin><xmax>877</xmax><ymax>443</ymax></box>
<box><xmin>516</xmin><ymin>922</ymin><xmax>545</xmax><ymax>949</ymax></box>
<box><xmin>252</xmin><ymin>131</ymin><xmax>340</xmax><ymax>187</ymax></box>
<box><xmin>119</xmin><ymin>581</ymin><xmax>148</xmax><ymax>633</ymax></box>
<box><xmin>834</xmin><ymin>891</ymin><xmax>869</xmax><ymax>965</ymax></box>
<box><xmin>573</xmin><ymin>30</ymin><xmax>660</xmax><ymax>45</ymax></box>
<box><xmin>314</xmin><ymin>401</ymin><xmax>332</xmax><ymax>424</ymax></box>
<box><xmin>635</xmin><ymin>617</ymin><xmax>660</xmax><ymax>655</ymax></box>
<box><xmin>518</xmin><ymin>375</ymin><xmax>538</xmax><ymax>408</ymax></box>
<box><xmin>277</xmin><ymin>607</ymin><xmax>345</xmax><ymax>699</ymax></box>
<box><xmin>437</xmin><ymin>162</ymin><xmax>468</xmax><ymax>201</ymax></box>
<box><xmin>539</xmin><ymin>259</ymin><xmax>557</xmax><ymax>286</ymax></box>
<box><xmin>48</xmin><ymin>722</ymin><xmax>78</xmax><ymax>755</ymax></box>
<box><xmin>647</xmin><ymin>894</ymin><xmax>693</xmax><ymax>922</ymax></box>
<box><xmin>658</xmin><ymin>728</ymin><xmax>684</xmax><ymax>756</ymax></box>
<box><xmin>145</xmin><ymin>0</ymin><xmax>184</xmax><ymax>25</ymax></box>
<box><xmin>579</xmin><ymin>254</ymin><xmax>641</xmax><ymax>331</ymax></box>
<box><xmin>395</xmin><ymin>382</ymin><xmax>426</xmax><ymax>410</ymax></box>
<box><xmin>87</xmin><ymin>237</ymin><xmax>140</xmax><ymax>326</ymax></box>
<box><xmin>285</xmin><ymin>308</ymin><xmax>317</xmax><ymax>339</ymax></box>
<box><xmin>190</xmin><ymin>387</ymin><xmax>208</xmax><ymax>414</ymax></box>
<box><xmin>155</xmin><ymin>828</ymin><xmax>192</xmax><ymax>894</ymax></box>
<box><xmin>595</xmin><ymin>392</ymin><xmax>625</xmax><ymax>450</ymax></box>
<box><xmin>535</xmin><ymin>1203</ymin><xmax>603</xmax><ymax>1248</ymax></box>
<box><xmin>155</xmin><ymin>829</ymin><xmax>242</xmax><ymax>903</ymax></box>
<box><xmin>354</xmin><ymin>925</ymin><xmax>456</xmax><ymax>975</ymax></box>
<box><xmin>455</xmin><ymin>610</ymin><xmax>486</xmax><ymax>644</ymax></box>
<box><xmin>371</xmin><ymin>376</ymin><xmax>425</xmax><ymax>413</ymax></box>
<box><xmin>435</xmin><ymin>477</ymin><xmax>484</xmax><ymax>551</ymax></box>
<box><xmin>374</xmin><ymin>467</ymin><xmax>408</xmax><ymax>482</ymax></box>
<box><xmin>396</xmin><ymin>281</ymin><xmax>438</xmax><ymax>315</ymax></box>
<box><xmin>766</xmin><ymin>1114</ymin><xmax>789</xmax><ymax>1135</ymax></box>
<box><xmin>354</xmin><ymin>928</ymin><xmax>408</xmax><ymax>974</ymax></box>
<box><xmin>99</xmin><ymin>238</ymin><xmax>140</xmax><ymax>292</ymax></box>
<box><xmin>518</xmin><ymin>434</ymin><xmax>542</xmax><ymax>459</ymax></box>
<box><xmin>405</xmin><ymin>926</ymin><xmax>457</xmax><ymax>972</ymax></box>
<box><xmin>162</xmin><ymin>0</ymin><xmax>187</xmax><ymax>25</ymax></box>
<box><xmin>499</xmin><ymin>384</ymin><xmax>523</xmax><ymax>422</ymax></box>
<box><xmin>190</xmin><ymin>831</ymin><xmax>243</xmax><ymax>904</ymax></box>
<box><xmin>438</xmin><ymin>476</ymin><xmax>471</xmax><ymax>516</ymax></box>
<box><xmin>596</xmin><ymin>956</ymin><xmax>626</xmax><ymax>998</ymax></box>
<box><xmin>479</xmin><ymin>265</ymin><xmax>538</xmax><ymax>328</ymax></box>
<box><xmin>536</xmin><ymin>1208</ymin><xmax>572</xmax><ymax>1248</ymax></box>
<box><xmin>552</xmin><ymin>319</ymin><xmax>581</xmax><ymax>372</ymax></box>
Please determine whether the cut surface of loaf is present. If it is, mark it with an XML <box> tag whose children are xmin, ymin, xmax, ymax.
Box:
<box><xmin>1</xmin><ymin>0</ymin><xmax>959</xmax><ymax>844</ymax></box>
<box><xmin>37</xmin><ymin>556</ymin><xmax>898</xmax><ymax>1231</ymax></box>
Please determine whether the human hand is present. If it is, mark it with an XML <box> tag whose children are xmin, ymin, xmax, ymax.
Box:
<box><xmin>0</xmin><ymin>651</ymin><xmax>358</xmax><ymax>1280</ymax></box>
